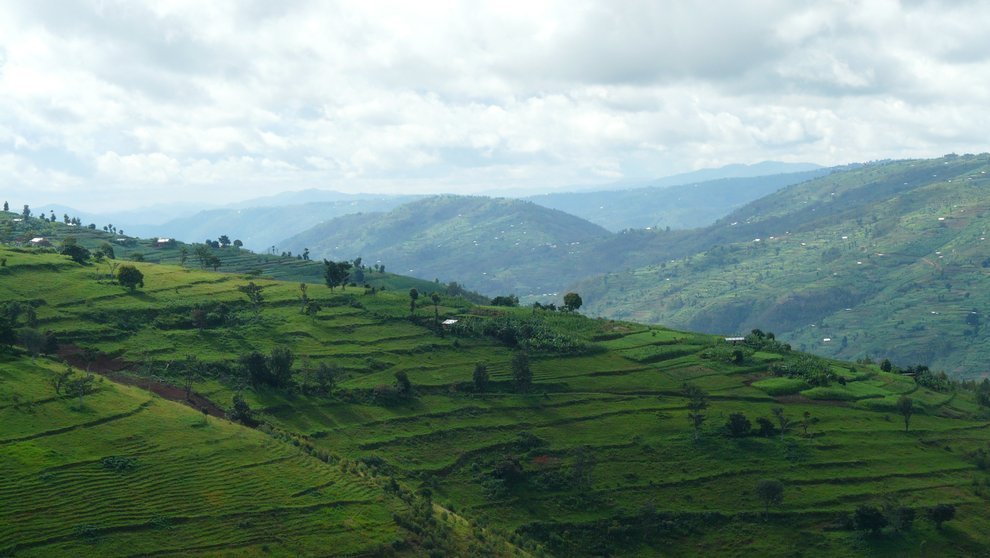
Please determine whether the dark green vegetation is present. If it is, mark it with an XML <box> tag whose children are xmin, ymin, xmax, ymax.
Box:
<box><xmin>2</xmin><ymin>243</ymin><xmax>990</xmax><ymax>556</ymax></box>
<box><xmin>576</xmin><ymin>154</ymin><xmax>990</xmax><ymax>375</ymax></box>
<box><xmin>527</xmin><ymin>168</ymin><xmax>831</xmax><ymax>232</ymax></box>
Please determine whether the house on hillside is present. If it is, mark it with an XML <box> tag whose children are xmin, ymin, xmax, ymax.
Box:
<box><xmin>724</xmin><ymin>336</ymin><xmax>745</xmax><ymax>344</ymax></box>
<box><xmin>29</xmin><ymin>237</ymin><xmax>52</xmax><ymax>247</ymax></box>
<box><xmin>154</xmin><ymin>238</ymin><xmax>176</xmax><ymax>249</ymax></box>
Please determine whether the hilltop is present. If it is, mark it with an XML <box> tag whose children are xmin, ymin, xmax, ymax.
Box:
<box><xmin>575</xmin><ymin>154</ymin><xmax>990</xmax><ymax>375</ymax></box>
<box><xmin>1</xmin><ymin>243</ymin><xmax>989</xmax><ymax>556</ymax></box>
<box><xmin>279</xmin><ymin>195</ymin><xmax>612</xmax><ymax>295</ymax></box>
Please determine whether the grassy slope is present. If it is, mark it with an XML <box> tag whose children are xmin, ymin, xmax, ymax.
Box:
<box><xmin>1</xmin><ymin>246</ymin><xmax>989</xmax><ymax>556</ymax></box>
<box><xmin>576</xmin><ymin>154</ymin><xmax>990</xmax><ymax>376</ymax></box>
<box><xmin>0</xmin><ymin>355</ymin><xmax>409</xmax><ymax>557</ymax></box>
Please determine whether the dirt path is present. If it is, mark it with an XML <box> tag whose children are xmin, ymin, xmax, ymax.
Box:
<box><xmin>58</xmin><ymin>345</ymin><xmax>227</xmax><ymax>418</ymax></box>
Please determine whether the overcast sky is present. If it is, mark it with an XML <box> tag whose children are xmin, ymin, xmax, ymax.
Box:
<box><xmin>2</xmin><ymin>0</ymin><xmax>989</xmax><ymax>211</ymax></box>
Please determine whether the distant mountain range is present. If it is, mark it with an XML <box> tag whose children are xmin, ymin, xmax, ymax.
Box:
<box><xmin>527</xmin><ymin>168</ymin><xmax>832</xmax><ymax>231</ymax></box>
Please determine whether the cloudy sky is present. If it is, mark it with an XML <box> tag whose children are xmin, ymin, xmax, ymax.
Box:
<box><xmin>2</xmin><ymin>0</ymin><xmax>989</xmax><ymax>211</ymax></box>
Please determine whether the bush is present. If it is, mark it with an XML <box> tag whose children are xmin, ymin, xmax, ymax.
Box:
<box><xmin>725</xmin><ymin>412</ymin><xmax>752</xmax><ymax>437</ymax></box>
<box><xmin>101</xmin><ymin>456</ymin><xmax>138</xmax><ymax>472</ymax></box>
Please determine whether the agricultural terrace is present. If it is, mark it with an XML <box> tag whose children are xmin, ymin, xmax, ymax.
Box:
<box><xmin>1</xmin><ymin>246</ymin><xmax>989</xmax><ymax>556</ymax></box>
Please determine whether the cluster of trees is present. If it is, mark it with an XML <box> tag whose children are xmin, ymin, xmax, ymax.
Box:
<box><xmin>530</xmin><ymin>292</ymin><xmax>584</xmax><ymax>313</ymax></box>
<box><xmin>50</xmin><ymin>365</ymin><xmax>101</xmax><ymax>407</ymax></box>
<box><xmin>837</xmin><ymin>502</ymin><xmax>955</xmax><ymax>535</ymax></box>
<box><xmin>743</xmin><ymin>329</ymin><xmax>791</xmax><ymax>353</ymax></box>
<box><xmin>724</xmin><ymin>408</ymin><xmax>813</xmax><ymax>439</ymax></box>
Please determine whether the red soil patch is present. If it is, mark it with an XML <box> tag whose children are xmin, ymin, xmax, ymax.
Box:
<box><xmin>58</xmin><ymin>344</ymin><xmax>226</xmax><ymax>418</ymax></box>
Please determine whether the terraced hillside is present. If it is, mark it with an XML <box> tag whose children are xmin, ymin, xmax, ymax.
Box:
<box><xmin>2</xmin><ymin>245</ymin><xmax>990</xmax><ymax>556</ymax></box>
<box><xmin>575</xmin><ymin>154</ymin><xmax>990</xmax><ymax>375</ymax></box>
<box><xmin>0</xmin><ymin>354</ymin><xmax>520</xmax><ymax>557</ymax></box>
<box><xmin>0</xmin><ymin>211</ymin><xmax>482</xmax><ymax>302</ymax></box>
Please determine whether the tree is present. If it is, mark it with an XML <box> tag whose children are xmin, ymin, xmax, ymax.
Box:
<box><xmin>179</xmin><ymin>246</ymin><xmax>188</xmax><ymax>266</ymax></box>
<box><xmin>218</xmin><ymin>234</ymin><xmax>231</xmax><ymax>247</ymax></box>
<box><xmin>323</xmin><ymin>259</ymin><xmax>352</xmax><ymax>292</ymax></box>
<box><xmin>408</xmin><ymin>288</ymin><xmax>419</xmax><ymax>314</ymax></box>
<box><xmin>512</xmin><ymin>351</ymin><xmax>532</xmax><ymax>392</ymax></box>
<box><xmin>229</xmin><ymin>394</ymin><xmax>254</xmax><ymax>425</ymax></box>
<box><xmin>771</xmin><ymin>407</ymin><xmax>791</xmax><ymax>440</ymax></box>
<box><xmin>2</xmin><ymin>201</ymin><xmax>7</xmax><ymax>212</ymax></box>
<box><xmin>51</xmin><ymin>366</ymin><xmax>74</xmax><ymax>395</ymax></box>
<box><xmin>97</xmin><ymin>242</ymin><xmax>115</xmax><ymax>260</ymax></box>
<box><xmin>298</xmin><ymin>283</ymin><xmax>309</xmax><ymax>313</ymax></box>
<box><xmin>563</xmin><ymin>292</ymin><xmax>583</xmax><ymax>312</ymax></box>
<box><xmin>22</xmin><ymin>205</ymin><xmax>30</xmax><ymax>220</ymax></box>
<box><xmin>394</xmin><ymin>371</ymin><xmax>412</xmax><ymax>397</ymax></box>
<box><xmin>683</xmin><ymin>383</ymin><xmax>708</xmax><ymax>441</ymax></box>
<box><xmin>725</xmin><ymin>412</ymin><xmax>752</xmax><ymax>437</ymax></box>
<box><xmin>756</xmin><ymin>417</ymin><xmax>776</xmax><ymax>437</ymax></box>
<box><xmin>60</xmin><ymin>237</ymin><xmax>90</xmax><ymax>264</ymax></box>
<box><xmin>240</xmin><ymin>351</ymin><xmax>269</xmax><ymax>387</ymax></box>
<box><xmin>430</xmin><ymin>293</ymin><xmax>441</xmax><ymax>326</ymax></box>
<box><xmin>233</xmin><ymin>239</ymin><xmax>243</xmax><ymax>248</ymax></box>
<box><xmin>194</xmin><ymin>245</ymin><xmax>212</xmax><ymax>268</ymax></box>
<box><xmin>880</xmin><ymin>358</ymin><xmax>892</xmax><ymax>372</ymax></box>
<box><xmin>801</xmin><ymin>410</ymin><xmax>813</xmax><ymax>437</ymax></box>
<box><xmin>927</xmin><ymin>503</ymin><xmax>955</xmax><ymax>530</ymax></box>
<box><xmin>238</xmin><ymin>282</ymin><xmax>264</xmax><ymax>314</ymax></box>
<box><xmin>18</xmin><ymin>328</ymin><xmax>45</xmax><ymax>361</ymax></box>
<box><xmin>896</xmin><ymin>395</ymin><xmax>914</xmax><ymax>432</ymax></box>
<box><xmin>207</xmin><ymin>255</ymin><xmax>221</xmax><ymax>271</ymax></box>
<box><xmin>117</xmin><ymin>265</ymin><xmax>144</xmax><ymax>291</ymax></box>
<box><xmin>66</xmin><ymin>374</ymin><xmax>98</xmax><ymax>408</ymax></box>
<box><xmin>267</xmin><ymin>346</ymin><xmax>294</xmax><ymax>388</ymax></box>
<box><xmin>315</xmin><ymin>362</ymin><xmax>337</xmax><ymax>394</ymax></box>
<box><xmin>473</xmin><ymin>362</ymin><xmax>489</xmax><ymax>392</ymax></box>
<box><xmin>755</xmin><ymin>479</ymin><xmax>784</xmax><ymax>519</ymax></box>
<box><xmin>571</xmin><ymin>445</ymin><xmax>596</xmax><ymax>489</ymax></box>
<box><xmin>853</xmin><ymin>505</ymin><xmax>888</xmax><ymax>534</ymax></box>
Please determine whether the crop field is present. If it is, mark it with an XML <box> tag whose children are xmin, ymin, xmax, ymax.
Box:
<box><xmin>2</xmin><ymin>244</ymin><xmax>990</xmax><ymax>556</ymax></box>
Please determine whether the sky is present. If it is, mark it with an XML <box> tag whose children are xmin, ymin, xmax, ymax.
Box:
<box><xmin>1</xmin><ymin>0</ymin><xmax>989</xmax><ymax>211</ymax></box>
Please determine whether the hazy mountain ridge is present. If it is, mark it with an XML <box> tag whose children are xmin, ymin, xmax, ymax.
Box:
<box><xmin>527</xmin><ymin>168</ymin><xmax>832</xmax><ymax>231</ymax></box>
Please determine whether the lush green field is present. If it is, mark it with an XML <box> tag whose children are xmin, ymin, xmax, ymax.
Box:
<box><xmin>2</xmin><ymin>245</ymin><xmax>990</xmax><ymax>556</ymax></box>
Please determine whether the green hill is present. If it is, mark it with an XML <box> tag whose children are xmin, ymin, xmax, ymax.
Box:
<box><xmin>2</xmin><ymin>244</ymin><xmax>990</xmax><ymax>556</ymax></box>
<box><xmin>574</xmin><ymin>154</ymin><xmax>990</xmax><ymax>376</ymax></box>
<box><xmin>527</xmin><ymin>168</ymin><xmax>832</xmax><ymax>232</ymax></box>
<box><xmin>279</xmin><ymin>195</ymin><xmax>612</xmax><ymax>296</ymax></box>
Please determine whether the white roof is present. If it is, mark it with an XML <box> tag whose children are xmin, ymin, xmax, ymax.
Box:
<box><xmin>30</xmin><ymin>237</ymin><xmax>46</xmax><ymax>242</ymax></box>
<box><xmin>442</xmin><ymin>319</ymin><xmax>459</xmax><ymax>325</ymax></box>
<box><xmin>156</xmin><ymin>238</ymin><xmax>171</xmax><ymax>242</ymax></box>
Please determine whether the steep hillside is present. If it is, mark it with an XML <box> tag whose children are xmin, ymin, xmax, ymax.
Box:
<box><xmin>1</xmin><ymin>246</ymin><xmax>989</xmax><ymax>556</ymax></box>
<box><xmin>575</xmin><ymin>154</ymin><xmax>990</xmax><ymax>375</ymax></box>
<box><xmin>280</xmin><ymin>195</ymin><xmax>612</xmax><ymax>295</ymax></box>
<box><xmin>527</xmin><ymin>168</ymin><xmax>831</xmax><ymax>231</ymax></box>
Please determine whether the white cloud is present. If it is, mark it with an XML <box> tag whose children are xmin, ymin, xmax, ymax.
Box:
<box><xmin>1</xmin><ymin>1</ymin><xmax>989</xmax><ymax>210</ymax></box>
